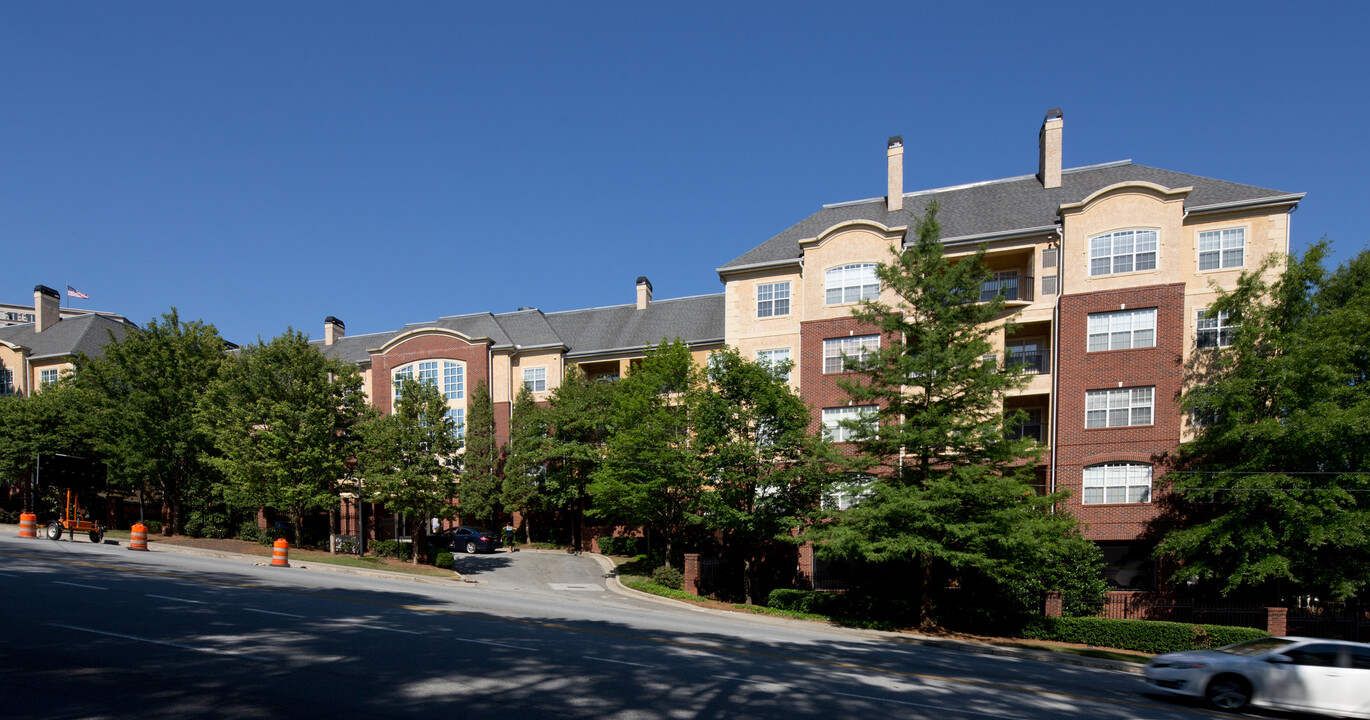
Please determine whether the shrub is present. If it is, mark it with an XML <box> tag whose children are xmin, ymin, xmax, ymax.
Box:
<box><xmin>767</xmin><ymin>589</ymin><xmax>842</xmax><ymax>615</ymax></box>
<box><xmin>0</xmin><ymin>509</ymin><xmax>19</xmax><ymax>524</ymax></box>
<box><xmin>143</xmin><ymin>520</ymin><xmax>163</xmax><ymax>534</ymax></box>
<box><xmin>1021</xmin><ymin>616</ymin><xmax>1270</xmax><ymax>654</ymax></box>
<box><xmin>433</xmin><ymin>552</ymin><xmax>455</xmax><ymax>570</ymax></box>
<box><xmin>258</xmin><ymin>526</ymin><xmax>290</xmax><ymax>546</ymax></box>
<box><xmin>371</xmin><ymin>540</ymin><xmax>412</xmax><ymax>561</ymax></box>
<box><xmin>236</xmin><ymin>521</ymin><xmax>261</xmax><ymax>543</ymax></box>
<box><xmin>651</xmin><ymin>565</ymin><xmax>684</xmax><ymax>590</ymax></box>
<box><xmin>597</xmin><ymin>536</ymin><xmax>644</xmax><ymax>556</ymax></box>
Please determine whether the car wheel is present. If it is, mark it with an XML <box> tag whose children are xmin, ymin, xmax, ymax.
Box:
<box><xmin>466</xmin><ymin>541</ymin><xmax>478</xmax><ymax>554</ymax></box>
<box><xmin>1205</xmin><ymin>674</ymin><xmax>1251</xmax><ymax>711</ymax></box>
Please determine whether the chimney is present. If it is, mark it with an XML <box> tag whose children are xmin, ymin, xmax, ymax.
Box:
<box><xmin>636</xmin><ymin>276</ymin><xmax>653</xmax><ymax>310</ymax></box>
<box><xmin>1038</xmin><ymin>108</ymin><xmax>1063</xmax><ymax>189</ymax></box>
<box><xmin>34</xmin><ymin>285</ymin><xmax>59</xmax><ymax>333</ymax></box>
<box><xmin>324</xmin><ymin>316</ymin><xmax>345</xmax><ymax>346</ymax></box>
<box><xmin>886</xmin><ymin>135</ymin><xmax>904</xmax><ymax>212</ymax></box>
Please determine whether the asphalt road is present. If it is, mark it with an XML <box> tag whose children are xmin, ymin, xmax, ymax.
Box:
<box><xmin>0</xmin><ymin>533</ymin><xmax>1267</xmax><ymax>720</ymax></box>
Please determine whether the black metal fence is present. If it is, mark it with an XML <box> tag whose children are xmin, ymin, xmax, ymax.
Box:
<box><xmin>1287</xmin><ymin>607</ymin><xmax>1370</xmax><ymax>642</ymax></box>
<box><xmin>1065</xmin><ymin>594</ymin><xmax>1267</xmax><ymax>629</ymax></box>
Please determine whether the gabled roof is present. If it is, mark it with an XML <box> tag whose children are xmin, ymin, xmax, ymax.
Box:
<box><xmin>718</xmin><ymin>161</ymin><xmax>1303</xmax><ymax>273</ymax></box>
<box><xmin>0</xmin><ymin>314</ymin><xmax>135</xmax><ymax>361</ymax></box>
<box><xmin>545</xmin><ymin>294</ymin><xmax>725</xmax><ymax>357</ymax></box>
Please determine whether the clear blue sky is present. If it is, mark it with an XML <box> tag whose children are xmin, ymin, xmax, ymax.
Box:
<box><xmin>2</xmin><ymin>2</ymin><xmax>1366</xmax><ymax>344</ymax></box>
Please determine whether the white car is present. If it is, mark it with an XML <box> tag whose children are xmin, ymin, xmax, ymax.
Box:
<box><xmin>1145</xmin><ymin>636</ymin><xmax>1370</xmax><ymax>716</ymax></box>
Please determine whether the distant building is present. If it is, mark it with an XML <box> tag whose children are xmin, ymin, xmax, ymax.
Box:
<box><xmin>0</xmin><ymin>285</ymin><xmax>138</xmax><ymax>397</ymax></box>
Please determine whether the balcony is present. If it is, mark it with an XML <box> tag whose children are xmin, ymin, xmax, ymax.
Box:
<box><xmin>1006</xmin><ymin>350</ymin><xmax>1049</xmax><ymax>374</ymax></box>
<box><xmin>980</xmin><ymin>274</ymin><xmax>1034</xmax><ymax>303</ymax></box>
<box><xmin>1008</xmin><ymin>421</ymin><xmax>1045</xmax><ymax>443</ymax></box>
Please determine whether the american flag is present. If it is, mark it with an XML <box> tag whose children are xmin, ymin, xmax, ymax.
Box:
<box><xmin>66</xmin><ymin>285</ymin><xmax>89</xmax><ymax>300</ymax></box>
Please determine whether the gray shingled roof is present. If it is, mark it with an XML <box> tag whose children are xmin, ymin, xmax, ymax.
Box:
<box><xmin>719</xmin><ymin>161</ymin><xmax>1302</xmax><ymax>272</ymax></box>
<box><xmin>0</xmin><ymin>314</ymin><xmax>134</xmax><ymax>360</ymax></box>
<box><xmin>546</xmin><ymin>294</ymin><xmax>724</xmax><ymax>357</ymax></box>
<box><xmin>311</xmin><ymin>329</ymin><xmax>398</xmax><ymax>364</ymax></box>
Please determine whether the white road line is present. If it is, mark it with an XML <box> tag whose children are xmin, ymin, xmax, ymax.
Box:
<box><xmin>583</xmin><ymin>655</ymin><xmax>653</xmax><ymax>669</ymax></box>
<box><xmin>0</xmin><ymin>571</ymin><xmax>18</xmax><ymax>577</ymax></box>
<box><xmin>712</xmin><ymin>675</ymin><xmax>791</xmax><ymax>688</ymax></box>
<box><xmin>54</xmin><ymin>580</ymin><xmax>108</xmax><ymax>590</ymax></box>
<box><xmin>831</xmin><ymin>691</ymin><xmax>1020</xmax><ymax>718</ymax></box>
<box><xmin>243</xmin><ymin>607</ymin><xmax>306</xmax><ymax>618</ymax></box>
<box><xmin>455</xmin><ymin>638</ymin><xmax>535</xmax><ymax>650</ymax></box>
<box><xmin>348</xmin><ymin>623</ymin><xmax>422</xmax><ymax>635</ymax></box>
<box><xmin>46</xmin><ymin>623</ymin><xmax>266</xmax><ymax>661</ymax></box>
<box><xmin>145</xmin><ymin>594</ymin><xmax>206</xmax><ymax>604</ymax></box>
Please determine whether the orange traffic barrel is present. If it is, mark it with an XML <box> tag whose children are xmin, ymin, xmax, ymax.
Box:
<box><xmin>18</xmin><ymin>513</ymin><xmax>38</xmax><ymax>538</ymax></box>
<box><xmin>128</xmin><ymin>523</ymin><xmax>149</xmax><ymax>551</ymax></box>
<box><xmin>271</xmin><ymin>538</ymin><xmax>290</xmax><ymax>567</ymax></box>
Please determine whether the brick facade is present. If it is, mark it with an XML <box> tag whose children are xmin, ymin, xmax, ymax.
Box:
<box><xmin>372</xmin><ymin>331</ymin><xmax>492</xmax><ymax>415</ymax></box>
<box><xmin>1055</xmin><ymin>283</ymin><xmax>1186</xmax><ymax>541</ymax></box>
<box><xmin>799</xmin><ymin>316</ymin><xmax>888</xmax><ymax>435</ymax></box>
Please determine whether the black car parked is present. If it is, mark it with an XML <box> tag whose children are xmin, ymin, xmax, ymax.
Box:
<box><xmin>430</xmin><ymin>526</ymin><xmax>503</xmax><ymax>554</ymax></box>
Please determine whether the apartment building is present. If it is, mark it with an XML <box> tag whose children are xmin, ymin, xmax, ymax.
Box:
<box><xmin>0</xmin><ymin>285</ymin><xmax>137</xmax><ymax>397</ymax></box>
<box><xmin>717</xmin><ymin>110</ymin><xmax>1303</xmax><ymax>587</ymax></box>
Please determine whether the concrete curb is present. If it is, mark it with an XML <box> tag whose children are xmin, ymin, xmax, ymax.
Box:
<box><xmin>143</xmin><ymin>539</ymin><xmax>470</xmax><ymax>587</ymax></box>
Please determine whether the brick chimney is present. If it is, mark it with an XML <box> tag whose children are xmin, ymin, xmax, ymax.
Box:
<box><xmin>1038</xmin><ymin>108</ymin><xmax>1063</xmax><ymax>189</ymax></box>
<box><xmin>34</xmin><ymin>285</ymin><xmax>59</xmax><ymax>333</ymax></box>
<box><xmin>636</xmin><ymin>276</ymin><xmax>653</xmax><ymax>310</ymax></box>
<box><xmin>324</xmin><ymin>316</ymin><xmax>345</xmax><ymax>346</ymax></box>
<box><xmin>887</xmin><ymin>135</ymin><xmax>904</xmax><ymax>212</ymax></box>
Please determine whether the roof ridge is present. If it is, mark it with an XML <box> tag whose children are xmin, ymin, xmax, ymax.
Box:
<box><xmin>822</xmin><ymin>159</ymin><xmax>1137</xmax><ymax>209</ymax></box>
<box><xmin>544</xmin><ymin>292</ymin><xmax>723</xmax><ymax>316</ymax></box>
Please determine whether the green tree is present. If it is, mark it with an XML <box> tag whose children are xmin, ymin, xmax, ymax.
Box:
<box><xmin>0</xmin><ymin>380</ymin><xmax>98</xmax><ymax>515</ymax></box>
<box><xmin>356</xmin><ymin>372</ymin><xmax>460</xmax><ymax>564</ymax></box>
<box><xmin>588</xmin><ymin>340</ymin><xmax>703</xmax><ymax>568</ymax></box>
<box><xmin>200</xmin><ymin>330</ymin><xmax>366</xmax><ymax>547</ymax></box>
<box><xmin>806</xmin><ymin>204</ymin><xmax>1097</xmax><ymax>628</ymax></box>
<box><xmin>537</xmin><ymin>366</ymin><xmax>617</xmax><ymax>549</ymax></box>
<box><xmin>458</xmin><ymin>379</ymin><xmax>501</xmax><ymax>526</ymax></box>
<box><xmin>502</xmin><ymin>386</ymin><xmax>548</xmax><ymax>544</ymax></box>
<box><xmin>73</xmin><ymin>309</ymin><xmax>224</xmax><ymax>533</ymax></box>
<box><xmin>1160</xmin><ymin>242</ymin><xmax>1370</xmax><ymax>601</ymax></box>
<box><xmin>693</xmin><ymin>347</ymin><xmax>812</xmax><ymax>604</ymax></box>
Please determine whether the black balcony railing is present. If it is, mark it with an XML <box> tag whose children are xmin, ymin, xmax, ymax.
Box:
<box><xmin>980</xmin><ymin>274</ymin><xmax>1034</xmax><ymax>302</ymax></box>
<box><xmin>1009</xmin><ymin>421</ymin><xmax>1045</xmax><ymax>442</ymax></box>
<box><xmin>1006</xmin><ymin>350</ymin><xmax>1048</xmax><ymax>374</ymax></box>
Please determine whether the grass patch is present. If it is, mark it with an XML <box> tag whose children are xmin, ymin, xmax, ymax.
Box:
<box><xmin>997</xmin><ymin>640</ymin><xmax>1151</xmax><ymax>664</ymax></box>
<box><xmin>621</xmin><ymin>577</ymin><xmax>704</xmax><ymax>601</ymax></box>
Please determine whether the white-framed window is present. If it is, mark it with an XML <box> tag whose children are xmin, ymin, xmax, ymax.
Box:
<box><xmin>756</xmin><ymin>348</ymin><xmax>792</xmax><ymax>381</ymax></box>
<box><xmin>823</xmin><ymin>335</ymin><xmax>879</xmax><ymax>373</ymax></box>
<box><xmin>1086</xmin><ymin>387</ymin><xmax>1154</xmax><ymax>428</ymax></box>
<box><xmin>1198</xmin><ymin>228</ymin><xmax>1244</xmax><ymax>270</ymax></box>
<box><xmin>393</xmin><ymin>360</ymin><xmax>468</xmax><ymax>428</ymax></box>
<box><xmin>0</xmin><ymin>368</ymin><xmax>13</xmax><ymax>395</ymax></box>
<box><xmin>822</xmin><ymin>405</ymin><xmax>877</xmax><ymax>443</ymax></box>
<box><xmin>1087</xmin><ymin>308</ymin><xmax>1157</xmax><ymax>352</ymax></box>
<box><xmin>1197</xmin><ymin>309</ymin><xmax>1237</xmax><ymax>349</ymax></box>
<box><xmin>1083</xmin><ymin>463</ymin><xmax>1152</xmax><ymax>504</ymax></box>
<box><xmin>446</xmin><ymin>407</ymin><xmax>466</xmax><ymax>439</ymax></box>
<box><xmin>1005</xmin><ymin>339</ymin><xmax>1048</xmax><ymax>374</ymax></box>
<box><xmin>822</xmin><ymin>474</ymin><xmax>875</xmax><ymax>511</ymax></box>
<box><xmin>1090</xmin><ymin>229</ymin><xmax>1158</xmax><ymax>276</ymax></box>
<box><xmin>443</xmin><ymin>362</ymin><xmax>464</xmax><ymax>400</ymax></box>
<box><xmin>825</xmin><ymin>264</ymin><xmax>880</xmax><ymax>305</ymax></box>
<box><xmin>523</xmin><ymin>367</ymin><xmax>547</xmax><ymax>393</ymax></box>
<box><xmin>39</xmin><ymin>368</ymin><xmax>60</xmax><ymax>387</ymax></box>
<box><xmin>756</xmin><ymin>281</ymin><xmax>791</xmax><ymax>318</ymax></box>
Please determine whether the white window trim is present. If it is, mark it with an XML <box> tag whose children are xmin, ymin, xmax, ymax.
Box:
<box><xmin>1086</xmin><ymin>386</ymin><xmax>1154</xmax><ymax>428</ymax></box>
<box><xmin>523</xmin><ymin>366</ymin><xmax>547</xmax><ymax>393</ymax></box>
<box><xmin>1196</xmin><ymin>309</ymin><xmax>1237</xmax><ymax>349</ymax></box>
<box><xmin>1083</xmin><ymin>462</ymin><xmax>1153</xmax><ymax>504</ymax></box>
<box><xmin>823</xmin><ymin>335</ymin><xmax>879</xmax><ymax>374</ymax></box>
<box><xmin>392</xmin><ymin>359</ymin><xmax>468</xmax><ymax>419</ymax></box>
<box><xmin>824</xmin><ymin>263</ymin><xmax>880</xmax><ymax>306</ymax></box>
<box><xmin>39</xmin><ymin>368</ymin><xmax>60</xmax><ymax>387</ymax></box>
<box><xmin>756</xmin><ymin>348</ymin><xmax>792</xmax><ymax>381</ymax></box>
<box><xmin>1197</xmin><ymin>226</ymin><xmax>1246</xmax><ymax>272</ymax></box>
<box><xmin>1089</xmin><ymin>229</ymin><xmax>1159</xmax><ymax>277</ymax></box>
<box><xmin>756</xmin><ymin>281</ymin><xmax>791</xmax><ymax>319</ymax></box>
<box><xmin>1087</xmin><ymin>308</ymin><xmax>1157</xmax><ymax>352</ymax></box>
<box><xmin>822</xmin><ymin>405</ymin><xmax>877</xmax><ymax>443</ymax></box>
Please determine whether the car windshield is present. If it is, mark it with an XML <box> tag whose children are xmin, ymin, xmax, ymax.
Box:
<box><xmin>1217</xmin><ymin>638</ymin><xmax>1297</xmax><ymax>656</ymax></box>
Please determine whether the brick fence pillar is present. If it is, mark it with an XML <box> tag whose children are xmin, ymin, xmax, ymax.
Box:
<box><xmin>683</xmin><ymin>553</ymin><xmax>701</xmax><ymax>595</ymax></box>
<box><xmin>1044</xmin><ymin>591</ymin><xmax>1063</xmax><ymax>618</ymax></box>
<box><xmin>1265</xmin><ymin>607</ymin><xmax>1287</xmax><ymax>636</ymax></box>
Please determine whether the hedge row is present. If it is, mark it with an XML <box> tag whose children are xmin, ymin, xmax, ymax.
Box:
<box><xmin>767</xmin><ymin>589</ymin><xmax>844</xmax><ymax>616</ymax></box>
<box><xmin>596</xmin><ymin>536</ymin><xmax>644</xmax><ymax>556</ymax></box>
<box><xmin>1022</xmin><ymin>616</ymin><xmax>1270</xmax><ymax>654</ymax></box>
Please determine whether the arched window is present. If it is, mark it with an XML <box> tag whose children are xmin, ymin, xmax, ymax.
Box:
<box><xmin>825</xmin><ymin>264</ymin><xmax>880</xmax><ymax>305</ymax></box>
<box><xmin>1083</xmin><ymin>462</ymin><xmax>1151</xmax><ymax>504</ymax></box>
<box><xmin>392</xmin><ymin>359</ymin><xmax>466</xmax><ymax>438</ymax></box>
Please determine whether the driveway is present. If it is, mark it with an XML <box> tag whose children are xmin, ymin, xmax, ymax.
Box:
<box><xmin>451</xmin><ymin>548</ymin><xmax>613</xmax><ymax>596</ymax></box>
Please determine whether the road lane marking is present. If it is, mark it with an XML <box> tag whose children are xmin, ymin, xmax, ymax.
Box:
<box><xmin>0</xmin><ymin>571</ymin><xmax>17</xmax><ymax>577</ymax></box>
<box><xmin>346</xmin><ymin>622</ymin><xmax>422</xmax><ymax>635</ymax></box>
<box><xmin>584</xmin><ymin>655</ymin><xmax>653</xmax><ymax>668</ymax></box>
<box><xmin>47</xmin><ymin>623</ymin><xmax>266</xmax><ymax>661</ymax></box>
<box><xmin>54</xmin><ymin>580</ymin><xmax>108</xmax><ymax>590</ymax></box>
<box><xmin>146</xmin><ymin>594</ymin><xmax>206</xmax><ymax>604</ymax></box>
<box><xmin>713</xmin><ymin>675</ymin><xmax>790</xmax><ymax>687</ymax></box>
<box><xmin>243</xmin><ymin>607</ymin><xmax>306</xmax><ymax>618</ymax></box>
<box><xmin>832</xmin><ymin>690</ymin><xmax>1021</xmax><ymax>717</ymax></box>
<box><xmin>3</xmin><ymin>548</ymin><xmax>1190</xmax><ymax>717</ymax></box>
<box><xmin>455</xmin><ymin>637</ymin><xmax>535</xmax><ymax>650</ymax></box>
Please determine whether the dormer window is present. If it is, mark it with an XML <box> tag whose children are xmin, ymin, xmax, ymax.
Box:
<box><xmin>825</xmin><ymin>264</ymin><xmax>880</xmax><ymax>305</ymax></box>
<box><xmin>1089</xmin><ymin>229</ymin><xmax>1157</xmax><ymax>276</ymax></box>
